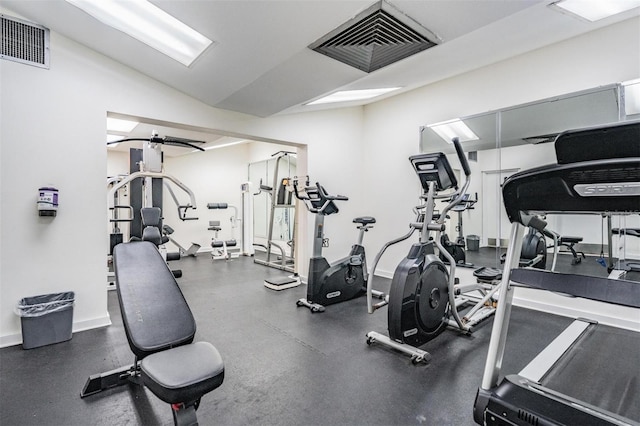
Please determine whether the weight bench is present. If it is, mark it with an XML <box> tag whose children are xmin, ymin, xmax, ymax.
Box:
<box><xmin>542</xmin><ymin>228</ymin><xmax>586</xmax><ymax>271</ymax></box>
<box><xmin>81</xmin><ymin>241</ymin><xmax>224</xmax><ymax>425</ymax></box>
<box><xmin>208</xmin><ymin>220</ymin><xmax>239</xmax><ymax>261</ymax></box>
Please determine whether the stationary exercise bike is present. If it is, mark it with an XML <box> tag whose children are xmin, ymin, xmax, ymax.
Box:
<box><xmin>367</xmin><ymin>138</ymin><xmax>499</xmax><ymax>363</ymax></box>
<box><xmin>293</xmin><ymin>178</ymin><xmax>382</xmax><ymax>313</ymax></box>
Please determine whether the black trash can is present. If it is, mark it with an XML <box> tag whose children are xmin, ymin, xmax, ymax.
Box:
<box><xmin>17</xmin><ymin>292</ymin><xmax>74</xmax><ymax>349</ymax></box>
<box><xmin>466</xmin><ymin>235</ymin><xmax>480</xmax><ymax>252</ymax></box>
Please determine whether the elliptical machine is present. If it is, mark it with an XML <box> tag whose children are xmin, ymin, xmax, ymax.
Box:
<box><xmin>293</xmin><ymin>178</ymin><xmax>383</xmax><ymax>313</ymax></box>
<box><xmin>366</xmin><ymin>138</ymin><xmax>499</xmax><ymax>363</ymax></box>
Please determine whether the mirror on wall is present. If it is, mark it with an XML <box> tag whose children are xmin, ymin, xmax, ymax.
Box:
<box><xmin>419</xmin><ymin>81</ymin><xmax>639</xmax><ymax>271</ymax></box>
<box><xmin>248</xmin><ymin>151</ymin><xmax>297</xmax><ymax>272</ymax></box>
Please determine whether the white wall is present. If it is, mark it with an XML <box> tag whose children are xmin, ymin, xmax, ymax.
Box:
<box><xmin>160</xmin><ymin>141</ymin><xmax>299</xmax><ymax>253</ymax></box>
<box><xmin>1</xmin><ymin>8</ymin><xmax>638</xmax><ymax>346</ymax></box>
<box><xmin>0</xmin><ymin>6</ymin><xmax>363</xmax><ymax>346</ymax></box>
<box><xmin>161</xmin><ymin>143</ymin><xmax>251</xmax><ymax>251</ymax></box>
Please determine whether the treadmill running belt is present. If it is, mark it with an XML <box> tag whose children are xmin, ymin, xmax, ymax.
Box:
<box><xmin>542</xmin><ymin>325</ymin><xmax>640</xmax><ymax>422</ymax></box>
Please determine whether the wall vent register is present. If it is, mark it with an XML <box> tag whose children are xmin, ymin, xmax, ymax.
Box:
<box><xmin>1</xmin><ymin>14</ymin><xmax>50</xmax><ymax>69</ymax></box>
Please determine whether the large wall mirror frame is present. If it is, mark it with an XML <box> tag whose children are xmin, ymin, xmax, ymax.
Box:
<box><xmin>419</xmin><ymin>81</ymin><xmax>640</xmax><ymax>270</ymax></box>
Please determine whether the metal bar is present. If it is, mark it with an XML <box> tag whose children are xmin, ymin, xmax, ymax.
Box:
<box><xmin>519</xmin><ymin>319</ymin><xmax>591</xmax><ymax>383</ymax></box>
<box><xmin>365</xmin><ymin>331</ymin><xmax>430</xmax><ymax>364</ymax></box>
<box><xmin>367</xmin><ymin>226</ymin><xmax>416</xmax><ymax>313</ymax></box>
<box><xmin>107</xmin><ymin>171</ymin><xmax>196</xmax><ymax>210</ymax></box>
<box><xmin>481</xmin><ymin>222</ymin><xmax>525</xmax><ymax>390</ymax></box>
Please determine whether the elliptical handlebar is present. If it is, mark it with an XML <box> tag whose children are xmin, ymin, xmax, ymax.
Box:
<box><xmin>452</xmin><ymin>137</ymin><xmax>471</xmax><ymax>177</ymax></box>
<box><xmin>437</xmin><ymin>138</ymin><xmax>471</xmax><ymax>225</ymax></box>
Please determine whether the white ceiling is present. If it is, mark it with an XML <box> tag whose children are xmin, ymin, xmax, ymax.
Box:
<box><xmin>5</xmin><ymin>0</ymin><xmax>639</xmax><ymax>119</ymax></box>
<box><xmin>3</xmin><ymin>0</ymin><xmax>639</xmax><ymax>158</ymax></box>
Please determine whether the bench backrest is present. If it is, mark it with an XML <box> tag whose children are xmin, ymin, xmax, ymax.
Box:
<box><xmin>113</xmin><ymin>241</ymin><xmax>196</xmax><ymax>359</ymax></box>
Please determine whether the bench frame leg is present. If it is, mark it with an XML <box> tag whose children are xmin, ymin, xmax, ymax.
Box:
<box><xmin>80</xmin><ymin>362</ymin><xmax>141</xmax><ymax>398</ymax></box>
<box><xmin>172</xmin><ymin>400</ymin><xmax>201</xmax><ymax>426</ymax></box>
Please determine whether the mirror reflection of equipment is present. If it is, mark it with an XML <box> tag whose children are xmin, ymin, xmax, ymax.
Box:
<box><xmin>420</xmin><ymin>82</ymin><xmax>639</xmax><ymax>270</ymax></box>
<box><xmin>251</xmin><ymin>151</ymin><xmax>301</xmax><ymax>289</ymax></box>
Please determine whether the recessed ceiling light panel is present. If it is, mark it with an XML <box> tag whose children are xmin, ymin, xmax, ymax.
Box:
<box><xmin>307</xmin><ymin>87</ymin><xmax>402</xmax><ymax>105</ymax></box>
<box><xmin>551</xmin><ymin>0</ymin><xmax>640</xmax><ymax>22</ymax></box>
<box><xmin>65</xmin><ymin>0</ymin><xmax>214</xmax><ymax>66</ymax></box>
<box><xmin>427</xmin><ymin>119</ymin><xmax>479</xmax><ymax>143</ymax></box>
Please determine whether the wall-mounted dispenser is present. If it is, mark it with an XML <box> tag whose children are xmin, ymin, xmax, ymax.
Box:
<box><xmin>37</xmin><ymin>187</ymin><xmax>58</xmax><ymax>217</ymax></box>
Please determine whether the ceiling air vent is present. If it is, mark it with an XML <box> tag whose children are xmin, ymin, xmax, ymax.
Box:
<box><xmin>1</xmin><ymin>14</ymin><xmax>50</xmax><ymax>69</ymax></box>
<box><xmin>309</xmin><ymin>0</ymin><xmax>439</xmax><ymax>73</ymax></box>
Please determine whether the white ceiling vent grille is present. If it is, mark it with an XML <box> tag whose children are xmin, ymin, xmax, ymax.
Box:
<box><xmin>1</xmin><ymin>14</ymin><xmax>50</xmax><ymax>69</ymax></box>
<box><xmin>309</xmin><ymin>0</ymin><xmax>439</xmax><ymax>73</ymax></box>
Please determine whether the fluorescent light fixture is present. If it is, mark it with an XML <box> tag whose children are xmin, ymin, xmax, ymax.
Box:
<box><xmin>106</xmin><ymin>117</ymin><xmax>139</xmax><ymax>132</ymax></box>
<box><xmin>623</xmin><ymin>79</ymin><xmax>640</xmax><ymax>115</ymax></box>
<box><xmin>65</xmin><ymin>0</ymin><xmax>213</xmax><ymax>66</ymax></box>
<box><xmin>552</xmin><ymin>0</ymin><xmax>640</xmax><ymax>21</ymax></box>
<box><xmin>191</xmin><ymin>140</ymin><xmax>249</xmax><ymax>153</ymax></box>
<box><xmin>427</xmin><ymin>119</ymin><xmax>479</xmax><ymax>143</ymax></box>
<box><xmin>203</xmin><ymin>140</ymin><xmax>248</xmax><ymax>151</ymax></box>
<box><xmin>307</xmin><ymin>87</ymin><xmax>402</xmax><ymax>105</ymax></box>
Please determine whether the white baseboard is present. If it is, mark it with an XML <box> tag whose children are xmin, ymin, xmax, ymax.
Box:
<box><xmin>72</xmin><ymin>314</ymin><xmax>112</xmax><ymax>333</ymax></box>
<box><xmin>0</xmin><ymin>314</ymin><xmax>112</xmax><ymax>349</ymax></box>
<box><xmin>373</xmin><ymin>270</ymin><xmax>639</xmax><ymax>332</ymax></box>
<box><xmin>0</xmin><ymin>333</ymin><xmax>23</xmax><ymax>349</ymax></box>
<box><xmin>513</xmin><ymin>294</ymin><xmax>639</xmax><ymax>332</ymax></box>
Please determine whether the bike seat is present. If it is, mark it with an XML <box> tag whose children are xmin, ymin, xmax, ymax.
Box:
<box><xmin>353</xmin><ymin>216</ymin><xmax>376</xmax><ymax>225</ymax></box>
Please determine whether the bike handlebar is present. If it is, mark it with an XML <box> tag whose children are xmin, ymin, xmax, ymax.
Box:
<box><xmin>315</xmin><ymin>182</ymin><xmax>348</xmax><ymax>202</ymax></box>
<box><xmin>292</xmin><ymin>178</ymin><xmax>348</xmax><ymax>215</ymax></box>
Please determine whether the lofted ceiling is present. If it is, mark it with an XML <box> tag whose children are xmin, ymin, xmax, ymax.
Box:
<box><xmin>3</xmin><ymin>0</ymin><xmax>640</xmax><ymax>122</ymax></box>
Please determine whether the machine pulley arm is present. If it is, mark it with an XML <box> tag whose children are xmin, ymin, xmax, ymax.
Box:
<box><xmin>164</xmin><ymin>182</ymin><xmax>198</xmax><ymax>221</ymax></box>
<box><xmin>107</xmin><ymin>136</ymin><xmax>205</xmax><ymax>152</ymax></box>
<box><xmin>107</xmin><ymin>171</ymin><xmax>197</xmax><ymax>213</ymax></box>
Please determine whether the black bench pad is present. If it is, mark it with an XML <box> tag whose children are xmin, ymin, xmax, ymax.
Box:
<box><xmin>141</xmin><ymin>342</ymin><xmax>224</xmax><ymax>404</ymax></box>
<box><xmin>113</xmin><ymin>241</ymin><xmax>196</xmax><ymax>359</ymax></box>
<box><xmin>559</xmin><ymin>236</ymin><xmax>582</xmax><ymax>244</ymax></box>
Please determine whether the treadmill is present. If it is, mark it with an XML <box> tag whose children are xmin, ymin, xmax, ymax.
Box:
<box><xmin>473</xmin><ymin>120</ymin><xmax>640</xmax><ymax>426</ymax></box>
